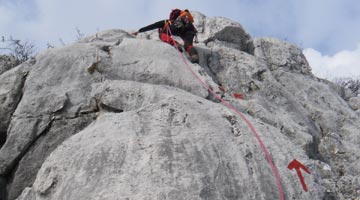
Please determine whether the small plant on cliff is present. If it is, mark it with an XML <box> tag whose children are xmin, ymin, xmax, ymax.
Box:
<box><xmin>334</xmin><ymin>77</ymin><xmax>360</xmax><ymax>95</ymax></box>
<box><xmin>1</xmin><ymin>36</ymin><xmax>36</xmax><ymax>64</ymax></box>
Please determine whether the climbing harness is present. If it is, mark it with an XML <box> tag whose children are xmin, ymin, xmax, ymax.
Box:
<box><xmin>166</xmin><ymin>26</ymin><xmax>285</xmax><ymax>200</ymax></box>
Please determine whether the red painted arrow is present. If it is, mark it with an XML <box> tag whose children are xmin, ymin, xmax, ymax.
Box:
<box><xmin>288</xmin><ymin>159</ymin><xmax>311</xmax><ymax>192</ymax></box>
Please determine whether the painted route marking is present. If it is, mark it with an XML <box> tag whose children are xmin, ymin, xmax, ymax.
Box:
<box><xmin>288</xmin><ymin>159</ymin><xmax>311</xmax><ymax>192</ymax></box>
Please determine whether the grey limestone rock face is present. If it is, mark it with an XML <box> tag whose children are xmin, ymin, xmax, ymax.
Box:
<box><xmin>253</xmin><ymin>38</ymin><xmax>312</xmax><ymax>74</ymax></box>
<box><xmin>6</xmin><ymin>115</ymin><xmax>95</xmax><ymax>200</ymax></box>
<box><xmin>0</xmin><ymin>11</ymin><xmax>357</xmax><ymax>200</ymax></box>
<box><xmin>348</xmin><ymin>96</ymin><xmax>360</xmax><ymax>110</ymax></box>
<box><xmin>0</xmin><ymin>63</ymin><xmax>31</xmax><ymax>148</ymax></box>
<box><xmin>16</xmin><ymin>87</ymin><xmax>323</xmax><ymax>200</ymax></box>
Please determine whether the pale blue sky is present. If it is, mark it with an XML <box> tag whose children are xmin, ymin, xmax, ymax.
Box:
<box><xmin>1</xmin><ymin>0</ymin><xmax>360</xmax><ymax>78</ymax></box>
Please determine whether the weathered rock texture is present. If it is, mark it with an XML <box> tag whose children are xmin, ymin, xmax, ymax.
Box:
<box><xmin>0</xmin><ymin>55</ymin><xmax>19</xmax><ymax>76</ymax></box>
<box><xmin>0</xmin><ymin>12</ymin><xmax>359</xmax><ymax>200</ymax></box>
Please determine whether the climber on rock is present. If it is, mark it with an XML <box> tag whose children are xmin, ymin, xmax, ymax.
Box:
<box><xmin>133</xmin><ymin>9</ymin><xmax>199</xmax><ymax>63</ymax></box>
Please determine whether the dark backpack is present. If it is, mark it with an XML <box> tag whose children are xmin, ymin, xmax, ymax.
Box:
<box><xmin>169</xmin><ymin>9</ymin><xmax>195</xmax><ymax>34</ymax></box>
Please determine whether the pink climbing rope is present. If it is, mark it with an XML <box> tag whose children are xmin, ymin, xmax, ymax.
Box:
<box><xmin>166</xmin><ymin>27</ymin><xmax>285</xmax><ymax>200</ymax></box>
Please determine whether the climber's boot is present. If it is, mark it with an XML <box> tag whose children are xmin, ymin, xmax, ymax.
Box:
<box><xmin>188</xmin><ymin>46</ymin><xmax>199</xmax><ymax>63</ymax></box>
<box><xmin>190</xmin><ymin>54</ymin><xmax>199</xmax><ymax>63</ymax></box>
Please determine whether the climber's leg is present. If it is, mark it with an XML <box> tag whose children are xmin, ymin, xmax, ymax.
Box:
<box><xmin>182</xmin><ymin>31</ymin><xmax>199</xmax><ymax>63</ymax></box>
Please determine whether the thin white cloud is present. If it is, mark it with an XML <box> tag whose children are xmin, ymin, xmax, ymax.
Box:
<box><xmin>292</xmin><ymin>0</ymin><xmax>360</xmax><ymax>55</ymax></box>
<box><xmin>303</xmin><ymin>44</ymin><xmax>360</xmax><ymax>79</ymax></box>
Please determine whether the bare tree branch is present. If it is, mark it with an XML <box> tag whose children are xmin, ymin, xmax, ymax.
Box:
<box><xmin>1</xmin><ymin>36</ymin><xmax>36</xmax><ymax>64</ymax></box>
<box><xmin>334</xmin><ymin>77</ymin><xmax>360</xmax><ymax>95</ymax></box>
<box><xmin>75</xmin><ymin>26</ymin><xmax>85</xmax><ymax>41</ymax></box>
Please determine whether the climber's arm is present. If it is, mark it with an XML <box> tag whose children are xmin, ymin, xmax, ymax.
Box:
<box><xmin>138</xmin><ymin>20</ymin><xmax>167</xmax><ymax>33</ymax></box>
